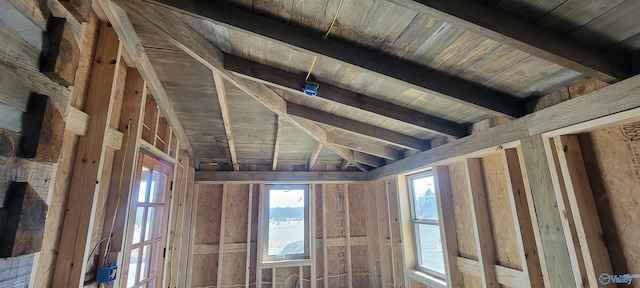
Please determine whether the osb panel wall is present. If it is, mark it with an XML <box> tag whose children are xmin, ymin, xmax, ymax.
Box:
<box><xmin>367</xmin><ymin>177</ymin><xmax>407</xmax><ymax>288</ymax></box>
<box><xmin>448</xmin><ymin>161</ymin><xmax>482</xmax><ymax>288</ymax></box>
<box><xmin>480</xmin><ymin>154</ymin><xmax>522</xmax><ymax>270</ymax></box>
<box><xmin>580</xmin><ymin>121</ymin><xmax>640</xmax><ymax>282</ymax></box>
<box><xmin>190</xmin><ymin>183</ymin><xmax>375</xmax><ymax>288</ymax></box>
<box><xmin>449</xmin><ymin>162</ymin><xmax>477</xmax><ymax>259</ymax></box>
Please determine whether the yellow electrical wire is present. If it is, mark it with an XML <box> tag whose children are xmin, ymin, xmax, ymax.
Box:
<box><xmin>305</xmin><ymin>56</ymin><xmax>320</xmax><ymax>88</ymax></box>
<box><xmin>323</xmin><ymin>0</ymin><xmax>345</xmax><ymax>39</ymax></box>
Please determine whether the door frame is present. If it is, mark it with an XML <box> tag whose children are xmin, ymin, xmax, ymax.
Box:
<box><xmin>121</xmin><ymin>151</ymin><xmax>174</xmax><ymax>288</ymax></box>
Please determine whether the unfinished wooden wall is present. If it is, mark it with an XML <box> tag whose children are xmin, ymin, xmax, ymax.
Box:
<box><xmin>394</xmin><ymin>149</ymin><xmax>542</xmax><ymax>288</ymax></box>
<box><xmin>189</xmin><ymin>182</ymin><xmax>398</xmax><ymax>288</ymax></box>
<box><xmin>579</xmin><ymin>122</ymin><xmax>640</xmax><ymax>286</ymax></box>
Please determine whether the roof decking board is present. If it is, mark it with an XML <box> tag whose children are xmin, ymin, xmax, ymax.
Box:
<box><xmin>382</xmin><ymin>14</ymin><xmax>444</xmax><ymax>59</ymax></box>
<box><xmin>353</xmin><ymin>0</ymin><xmax>419</xmax><ymax>49</ymax></box>
<box><xmin>535</xmin><ymin>0</ymin><xmax>626</xmax><ymax>34</ymax></box>
<box><xmin>130</xmin><ymin>14</ymin><xmax>179</xmax><ymax>50</ymax></box>
<box><xmin>483</xmin><ymin>55</ymin><xmax>585</xmax><ymax>97</ymax></box>
<box><xmin>184</xmin><ymin>16</ymin><xmax>232</xmax><ymax>54</ymax></box>
<box><xmin>494</xmin><ymin>0</ymin><xmax>565</xmax><ymax>23</ymax></box>
<box><xmin>568</xmin><ymin>1</ymin><xmax>640</xmax><ymax>50</ymax></box>
<box><xmin>276</xmin><ymin>120</ymin><xmax>322</xmax><ymax>163</ymax></box>
<box><xmin>429</xmin><ymin>31</ymin><xmax>503</xmax><ymax>76</ymax></box>
<box><xmin>457</xmin><ymin>45</ymin><xmax>530</xmax><ymax>84</ymax></box>
<box><xmin>144</xmin><ymin>47</ymin><xmax>229</xmax><ymax>161</ymax></box>
<box><xmin>227</xmin><ymin>83</ymin><xmax>278</xmax><ymax>163</ymax></box>
<box><xmin>252</xmin><ymin>0</ymin><xmax>296</xmax><ymax>22</ymax></box>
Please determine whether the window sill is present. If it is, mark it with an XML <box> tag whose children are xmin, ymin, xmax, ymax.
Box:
<box><xmin>406</xmin><ymin>269</ymin><xmax>447</xmax><ymax>288</ymax></box>
<box><xmin>261</xmin><ymin>258</ymin><xmax>313</xmax><ymax>268</ymax></box>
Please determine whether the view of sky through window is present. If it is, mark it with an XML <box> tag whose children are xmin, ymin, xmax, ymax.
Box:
<box><xmin>268</xmin><ymin>189</ymin><xmax>305</xmax><ymax>256</ymax></box>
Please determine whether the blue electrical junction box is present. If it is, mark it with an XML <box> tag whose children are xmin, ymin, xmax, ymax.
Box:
<box><xmin>303</xmin><ymin>84</ymin><xmax>318</xmax><ymax>96</ymax></box>
<box><xmin>97</xmin><ymin>262</ymin><xmax>118</xmax><ymax>285</ymax></box>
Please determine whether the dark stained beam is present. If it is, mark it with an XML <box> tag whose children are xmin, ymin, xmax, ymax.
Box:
<box><xmin>149</xmin><ymin>0</ymin><xmax>527</xmax><ymax>118</ymax></box>
<box><xmin>388</xmin><ymin>0</ymin><xmax>632</xmax><ymax>83</ymax></box>
<box><xmin>225</xmin><ymin>55</ymin><xmax>469</xmax><ymax>138</ymax></box>
<box><xmin>288</xmin><ymin>102</ymin><xmax>431</xmax><ymax>151</ymax></box>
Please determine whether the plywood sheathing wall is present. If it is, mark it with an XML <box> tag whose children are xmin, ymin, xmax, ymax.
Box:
<box><xmin>580</xmin><ymin>122</ymin><xmax>640</xmax><ymax>283</ymax></box>
<box><xmin>448</xmin><ymin>162</ymin><xmax>481</xmax><ymax>287</ymax></box>
<box><xmin>422</xmin><ymin>151</ymin><xmax>545</xmax><ymax>288</ymax></box>
<box><xmin>190</xmin><ymin>182</ymin><xmax>405</xmax><ymax>288</ymax></box>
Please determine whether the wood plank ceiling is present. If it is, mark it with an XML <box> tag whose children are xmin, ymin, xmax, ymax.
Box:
<box><xmin>119</xmin><ymin>0</ymin><xmax>639</xmax><ymax>171</ymax></box>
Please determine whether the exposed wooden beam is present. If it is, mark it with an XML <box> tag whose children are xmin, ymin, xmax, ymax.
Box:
<box><xmin>388</xmin><ymin>0</ymin><xmax>632</xmax><ymax>83</ymax></box>
<box><xmin>225</xmin><ymin>55</ymin><xmax>468</xmax><ymax>138</ymax></box>
<box><xmin>195</xmin><ymin>171</ymin><xmax>368</xmax><ymax>183</ymax></box>
<box><xmin>339</xmin><ymin>160</ymin><xmax>350</xmax><ymax>172</ymax></box>
<box><xmin>327</xmin><ymin>132</ymin><xmax>401</xmax><ymax>161</ymax></box>
<box><xmin>288</xmin><ymin>103</ymin><xmax>430</xmax><ymax>151</ymax></box>
<box><xmin>111</xmin><ymin>0</ymin><xmax>368</xmax><ymax>171</ymax></box>
<box><xmin>353</xmin><ymin>151</ymin><xmax>382</xmax><ymax>168</ymax></box>
<box><xmin>97</xmin><ymin>0</ymin><xmax>194</xmax><ymax>158</ymax></box>
<box><xmin>271</xmin><ymin>115</ymin><xmax>281</xmax><ymax>171</ymax></box>
<box><xmin>149</xmin><ymin>0</ymin><xmax>526</xmax><ymax>118</ymax></box>
<box><xmin>213</xmin><ymin>71</ymin><xmax>239</xmax><ymax>171</ymax></box>
<box><xmin>368</xmin><ymin>73</ymin><xmax>640</xmax><ymax>179</ymax></box>
<box><xmin>307</xmin><ymin>142</ymin><xmax>323</xmax><ymax>171</ymax></box>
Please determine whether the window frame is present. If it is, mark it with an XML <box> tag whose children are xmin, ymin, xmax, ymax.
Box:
<box><xmin>407</xmin><ymin>170</ymin><xmax>446</xmax><ymax>280</ymax></box>
<box><xmin>259</xmin><ymin>184</ymin><xmax>313</xmax><ymax>266</ymax></box>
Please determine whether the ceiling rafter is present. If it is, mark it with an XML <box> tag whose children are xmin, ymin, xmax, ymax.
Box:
<box><xmin>225</xmin><ymin>55</ymin><xmax>469</xmax><ymax>138</ymax></box>
<box><xmin>326</xmin><ymin>132</ymin><xmax>402</xmax><ymax>161</ymax></box>
<box><xmin>271</xmin><ymin>115</ymin><xmax>281</xmax><ymax>171</ymax></box>
<box><xmin>353</xmin><ymin>151</ymin><xmax>383</xmax><ymax>168</ymax></box>
<box><xmin>339</xmin><ymin>160</ymin><xmax>350</xmax><ymax>172</ymax></box>
<box><xmin>288</xmin><ymin>103</ymin><xmax>431</xmax><ymax>151</ymax></box>
<box><xmin>307</xmin><ymin>143</ymin><xmax>323</xmax><ymax>171</ymax></box>
<box><xmin>212</xmin><ymin>70</ymin><xmax>239</xmax><ymax>171</ymax></box>
<box><xmin>388</xmin><ymin>0</ymin><xmax>632</xmax><ymax>82</ymax></box>
<box><xmin>148</xmin><ymin>0</ymin><xmax>527</xmax><ymax>118</ymax></box>
<box><xmin>110</xmin><ymin>0</ymin><xmax>372</xmax><ymax>170</ymax></box>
